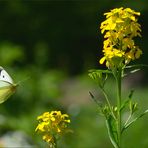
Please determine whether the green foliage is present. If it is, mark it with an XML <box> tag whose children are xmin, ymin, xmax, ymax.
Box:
<box><xmin>88</xmin><ymin>69</ymin><xmax>111</xmax><ymax>88</ymax></box>
<box><xmin>106</xmin><ymin>115</ymin><xmax>118</xmax><ymax>148</ymax></box>
<box><xmin>88</xmin><ymin>63</ymin><xmax>148</xmax><ymax>147</ymax></box>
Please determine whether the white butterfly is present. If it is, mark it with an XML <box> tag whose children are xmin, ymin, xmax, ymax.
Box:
<box><xmin>0</xmin><ymin>67</ymin><xmax>17</xmax><ymax>104</ymax></box>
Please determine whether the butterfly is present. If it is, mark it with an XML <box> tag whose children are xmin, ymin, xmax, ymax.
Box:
<box><xmin>0</xmin><ymin>67</ymin><xmax>17</xmax><ymax>104</ymax></box>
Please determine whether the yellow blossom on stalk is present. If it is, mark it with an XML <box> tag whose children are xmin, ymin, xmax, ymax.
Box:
<box><xmin>35</xmin><ymin>110</ymin><xmax>70</xmax><ymax>146</ymax></box>
<box><xmin>99</xmin><ymin>7</ymin><xmax>142</xmax><ymax>68</ymax></box>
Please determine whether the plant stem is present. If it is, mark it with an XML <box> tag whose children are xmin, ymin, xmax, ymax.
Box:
<box><xmin>101</xmin><ymin>88</ymin><xmax>116</xmax><ymax>120</ymax></box>
<box><xmin>116</xmin><ymin>69</ymin><xmax>122</xmax><ymax>148</ymax></box>
<box><xmin>124</xmin><ymin>113</ymin><xmax>132</xmax><ymax>128</ymax></box>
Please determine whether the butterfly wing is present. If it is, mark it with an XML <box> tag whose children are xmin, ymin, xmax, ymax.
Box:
<box><xmin>0</xmin><ymin>67</ymin><xmax>13</xmax><ymax>84</ymax></box>
<box><xmin>0</xmin><ymin>84</ymin><xmax>17</xmax><ymax>104</ymax></box>
<box><xmin>0</xmin><ymin>67</ymin><xmax>17</xmax><ymax>104</ymax></box>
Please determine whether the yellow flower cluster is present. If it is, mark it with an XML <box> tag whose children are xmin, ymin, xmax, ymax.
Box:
<box><xmin>99</xmin><ymin>7</ymin><xmax>142</xmax><ymax>67</ymax></box>
<box><xmin>35</xmin><ymin>111</ymin><xmax>70</xmax><ymax>144</ymax></box>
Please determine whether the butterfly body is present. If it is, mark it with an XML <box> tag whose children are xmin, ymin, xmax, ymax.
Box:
<box><xmin>0</xmin><ymin>67</ymin><xmax>17</xmax><ymax>104</ymax></box>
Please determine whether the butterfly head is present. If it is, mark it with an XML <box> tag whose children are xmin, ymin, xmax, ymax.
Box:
<box><xmin>0</xmin><ymin>67</ymin><xmax>13</xmax><ymax>84</ymax></box>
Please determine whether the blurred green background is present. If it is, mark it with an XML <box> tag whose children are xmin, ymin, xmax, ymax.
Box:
<box><xmin>0</xmin><ymin>0</ymin><xmax>148</xmax><ymax>147</ymax></box>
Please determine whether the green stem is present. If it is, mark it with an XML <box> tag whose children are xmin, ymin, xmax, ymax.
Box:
<box><xmin>101</xmin><ymin>88</ymin><xmax>116</xmax><ymax>120</ymax></box>
<box><xmin>124</xmin><ymin>113</ymin><xmax>132</xmax><ymax>128</ymax></box>
<box><xmin>122</xmin><ymin>109</ymin><xmax>148</xmax><ymax>133</ymax></box>
<box><xmin>116</xmin><ymin>69</ymin><xmax>122</xmax><ymax>148</ymax></box>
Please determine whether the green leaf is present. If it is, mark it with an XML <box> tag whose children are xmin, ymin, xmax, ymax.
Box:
<box><xmin>122</xmin><ymin>109</ymin><xmax>148</xmax><ymax>133</ymax></box>
<box><xmin>120</xmin><ymin>90</ymin><xmax>134</xmax><ymax>111</ymax></box>
<box><xmin>125</xmin><ymin>64</ymin><xmax>148</xmax><ymax>69</ymax></box>
<box><xmin>128</xmin><ymin>89</ymin><xmax>134</xmax><ymax>99</ymax></box>
<box><xmin>123</xmin><ymin>64</ymin><xmax>148</xmax><ymax>77</ymax></box>
<box><xmin>88</xmin><ymin>69</ymin><xmax>112</xmax><ymax>88</ymax></box>
<box><xmin>123</xmin><ymin>68</ymin><xmax>140</xmax><ymax>77</ymax></box>
<box><xmin>106</xmin><ymin>116</ymin><xmax>119</xmax><ymax>148</ymax></box>
<box><xmin>88</xmin><ymin>69</ymin><xmax>112</xmax><ymax>74</ymax></box>
<box><xmin>88</xmin><ymin>69</ymin><xmax>112</xmax><ymax>81</ymax></box>
<box><xmin>89</xmin><ymin>91</ymin><xmax>102</xmax><ymax>108</ymax></box>
<box><xmin>102</xmin><ymin>105</ymin><xmax>110</xmax><ymax>117</ymax></box>
<box><xmin>129</xmin><ymin>101</ymin><xmax>138</xmax><ymax>114</ymax></box>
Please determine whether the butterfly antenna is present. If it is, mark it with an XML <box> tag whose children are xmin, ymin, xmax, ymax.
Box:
<box><xmin>16</xmin><ymin>76</ymin><xmax>31</xmax><ymax>85</ymax></box>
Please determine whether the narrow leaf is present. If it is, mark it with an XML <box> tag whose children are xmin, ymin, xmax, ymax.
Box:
<box><xmin>88</xmin><ymin>69</ymin><xmax>111</xmax><ymax>88</ymax></box>
<box><xmin>128</xmin><ymin>90</ymin><xmax>134</xmax><ymax>99</ymax></box>
<box><xmin>123</xmin><ymin>68</ymin><xmax>141</xmax><ymax>77</ymax></box>
<box><xmin>123</xmin><ymin>64</ymin><xmax>148</xmax><ymax>77</ymax></box>
<box><xmin>106</xmin><ymin>116</ymin><xmax>119</xmax><ymax>148</ymax></box>
<box><xmin>89</xmin><ymin>91</ymin><xmax>102</xmax><ymax>107</ymax></box>
<box><xmin>120</xmin><ymin>90</ymin><xmax>134</xmax><ymax>111</ymax></box>
<box><xmin>125</xmin><ymin>64</ymin><xmax>148</xmax><ymax>69</ymax></box>
<box><xmin>122</xmin><ymin>109</ymin><xmax>148</xmax><ymax>133</ymax></box>
<box><xmin>88</xmin><ymin>69</ymin><xmax>112</xmax><ymax>74</ymax></box>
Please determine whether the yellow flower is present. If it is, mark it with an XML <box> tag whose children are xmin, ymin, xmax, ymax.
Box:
<box><xmin>37</xmin><ymin>112</ymin><xmax>50</xmax><ymax>122</ymax></box>
<box><xmin>50</xmin><ymin>111</ymin><xmax>61</xmax><ymax>121</ymax></box>
<box><xmin>100</xmin><ymin>56</ymin><xmax>106</xmax><ymax>64</ymax></box>
<box><xmin>99</xmin><ymin>7</ymin><xmax>142</xmax><ymax>67</ymax></box>
<box><xmin>35</xmin><ymin>110</ymin><xmax>71</xmax><ymax>145</ymax></box>
<box><xmin>135</xmin><ymin>48</ymin><xmax>142</xmax><ymax>59</ymax></box>
<box><xmin>35</xmin><ymin>121</ymin><xmax>50</xmax><ymax>132</ymax></box>
<box><xmin>122</xmin><ymin>38</ymin><xmax>135</xmax><ymax>50</ymax></box>
<box><xmin>42</xmin><ymin>134</ymin><xmax>54</xmax><ymax>143</ymax></box>
<box><xmin>62</xmin><ymin>114</ymin><xmax>71</xmax><ymax>123</ymax></box>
